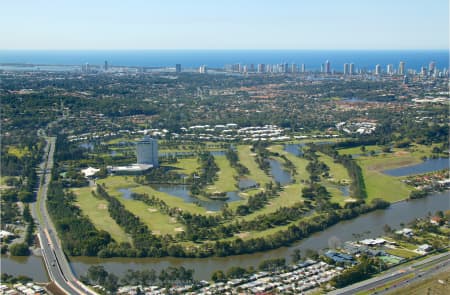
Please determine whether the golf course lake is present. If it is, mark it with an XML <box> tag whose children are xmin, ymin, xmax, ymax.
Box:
<box><xmin>383</xmin><ymin>158</ymin><xmax>449</xmax><ymax>177</ymax></box>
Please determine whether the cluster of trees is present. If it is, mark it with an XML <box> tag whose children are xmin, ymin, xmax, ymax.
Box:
<box><xmin>190</xmin><ymin>152</ymin><xmax>219</xmax><ymax>195</ymax></box>
<box><xmin>47</xmin><ymin>180</ymin><xmax>112</xmax><ymax>256</ymax></box>
<box><xmin>82</xmin><ymin>265</ymin><xmax>195</xmax><ymax>293</ymax></box>
<box><xmin>251</xmin><ymin>143</ymin><xmax>271</xmax><ymax>173</ymax></box>
<box><xmin>1</xmin><ymin>195</ymin><xmax>21</xmax><ymax>226</ymax></box>
<box><xmin>0</xmin><ymin>273</ymin><xmax>32</xmax><ymax>285</ymax></box>
<box><xmin>203</xmin><ymin>198</ymin><xmax>389</xmax><ymax>257</ymax></box>
<box><xmin>139</xmin><ymin>168</ymin><xmax>185</xmax><ymax>184</ymax></box>
<box><xmin>225</xmin><ymin>148</ymin><xmax>249</xmax><ymax>176</ymax></box>
<box><xmin>409</xmin><ymin>189</ymin><xmax>429</xmax><ymax>199</ymax></box>
<box><xmin>278</xmin><ymin>154</ymin><xmax>297</xmax><ymax>176</ymax></box>
<box><xmin>235</xmin><ymin>181</ymin><xmax>280</xmax><ymax>216</ymax></box>
<box><xmin>234</xmin><ymin>202</ymin><xmax>309</xmax><ymax>232</ymax></box>
<box><xmin>302</xmin><ymin>183</ymin><xmax>330</xmax><ymax>200</ymax></box>
<box><xmin>303</xmin><ymin>147</ymin><xmax>329</xmax><ymax>183</ymax></box>
<box><xmin>258</xmin><ymin>258</ymin><xmax>287</xmax><ymax>272</ymax></box>
<box><xmin>331</xmin><ymin>256</ymin><xmax>386</xmax><ymax>288</ymax></box>
<box><xmin>23</xmin><ymin>205</ymin><xmax>35</xmax><ymax>247</ymax></box>
<box><xmin>1</xmin><ymin>143</ymin><xmax>41</xmax><ymax>203</ymax></box>
<box><xmin>9</xmin><ymin>243</ymin><xmax>30</xmax><ymax>256</ymax></box>
<box><xmin>212</xmin><ymin>257</ymin><xmax>293</xmax><ymax>282</ymax></box>
<box><xmin>313</xmin><ymin>144</ymin><xmax>367</xmax><ymax>199</ymax></box>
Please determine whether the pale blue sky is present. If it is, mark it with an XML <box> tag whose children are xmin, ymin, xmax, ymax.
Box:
<box><xmin>1</xmin><ymin>0</ymin><xmax>448</xmax><ymax>49</ymax></box>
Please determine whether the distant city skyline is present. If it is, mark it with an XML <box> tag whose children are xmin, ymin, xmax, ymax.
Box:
<box><xmin>1</xmin><ymin>0</ymin><xmax>448</xmax><ymax>50</ymax></box>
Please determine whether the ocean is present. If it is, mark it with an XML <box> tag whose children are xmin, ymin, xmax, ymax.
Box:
<box><xmin>0</xmin><ymin>50</ymin><xmax>448</xmax><ymax>71</ymax></box>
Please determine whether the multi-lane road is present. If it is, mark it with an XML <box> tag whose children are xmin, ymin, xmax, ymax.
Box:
<box><xmin>329</xmin><ymin>251</ymin><xmax>450</xmax><ymax>295</ymax></box>
<box><xmin>32</xmin><ymin>132</ymin><xmax>97</xmax><ymax>295</ymax></box>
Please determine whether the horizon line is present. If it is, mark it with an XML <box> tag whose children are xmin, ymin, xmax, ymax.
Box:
<box><xmin>0</xmin><ymin>48</ymin><xmax>448</xmax><ymax>51</ymax></box>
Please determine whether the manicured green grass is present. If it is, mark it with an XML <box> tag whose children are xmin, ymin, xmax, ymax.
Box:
<box><xmin>358</xmin><ymin>157</ymin><xmax>413</xmax><ymax>202</ymax></box>
<box><xmin>168</xmin><ymin>157</ymin><xmax>200</xmax><ymax>175</ymax></box>
<box><xmin>359</xmin><ymin>153</ymin><xmax>422</xmax><ymax>171</ymax></box>
<box><xmin>73</xmin><ymin>186</ymin><xmax>131</xmax><ymax>243</ymax></box>
<box><xmin>338</xmin><ymin>145</ymin><xmax>382</xmax><ymax>156</ymax></box>
<box><xmin>386</xmin><ymin>248</ymin><xmax>419</xmax><ymax>259</ymax></box>
<box><xmin>237</xmin><ymin>145</ymin><xmax>272</xmax><ymax>186</ymax></box>
<box><xmin>395</xmin><ymin>240</ymin><xmax>420</xmax><ymax>251</ymax></box>
<box><xmin>361</xmin><ymin>166</ymin><xmax>412</xmax><ymax>203</ymax></box>
<box><xmin>325</xmin><ymin>185</ymin><xmax>348</xmax><ymax>205</ymax></box>
<box><xmin>108</xmin><ymin>190</ymin><xmax>185</xmax><ymax>236</ymax></box>
<box><xmin>339</xmin><ymin>144</ymin><xmax>445</xmax><ymax>203</ymax></box>
<box><xmin>105</xmin><ymin>136</ymin><xmax>132</xmax><ymax>145</ymax></box>
<box><xmin>206</xmin><ymin>156</ymin><xmax>238</xmax><ymax>193</ymax></box>
<box><xmin>316</xmin><ymin>151</ymin><xmax>351</xmax><ymax>183</ymax></box>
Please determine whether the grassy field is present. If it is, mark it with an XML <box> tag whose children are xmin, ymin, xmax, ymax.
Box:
<box><xmin>385</xmin><ymin>270</ymin><xmax>450</xmax><ymax>295</ymax></box>
<box><xmin>317</xmin><ymin>152</ymin><xmax>351</xmax><ymax>182</ymax></box>
<box><xmin>357</xmin><ymin>155</ymin><xmax>413</xmax><ymax>202</ymax></box>
<box><xmin>167</xmin><ymin>157</ymin><xmax>200</xmax><ymax>175</ymax></box>
<box><xmin>386</xmin><ymin>248</ymin><xmax>420</xmax><ymax>259</ymax></box>
<box><xmin>206</xmin><ymin>156</ymin><xmax>238</xmax><ymax>193</ymax></box>
<box><xmin>73</xmin><ymin>186</ymin><xmax>131</xmax><ymax>243</ymax></box>
<box><xmin>96</xmin><ymin>176</ymin><xmax>207</xmax><ymax>215</ymax></box>
<box><xmin>237</xmin><ymin>145</ymin><xmax>272</xmax><ymax>186</ymax></box>
<box><xmin>338</xmin><ymin>145</ymin><xmax>382</xmax><ymax>156</ymax></box>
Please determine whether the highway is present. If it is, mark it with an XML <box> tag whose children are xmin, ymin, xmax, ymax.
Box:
<box><xmin>328</xmin><ymin>251</ymin><xmax>450</xmax><ymax>295</ymax></box>
<box><xmin>32</xmin><ymin>132</ymin><xmax>97</xmax><ymax>295</ymax></box>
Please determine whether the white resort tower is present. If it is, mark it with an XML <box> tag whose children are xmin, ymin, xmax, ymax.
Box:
<box><xmin>136</xmin><ymin>135</ymin><xmax>159</xmax><ymax>167</ymax></box>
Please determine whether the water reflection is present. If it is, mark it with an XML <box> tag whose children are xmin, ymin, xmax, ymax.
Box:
<box><xmin>149</xmin><ymin>184</ymin><xmax>242</xmax><ymax>211</ymax></box>
<box><xmin>1</xmin><ymin>255</ymin><xmax>49</xmax><ymax>282</ymax></box>
<box><xmin>327</xmin><ymin>184</ymin><xmax>350</xmax><ymax>197</ymax></box>
<box><xmin>383</xmin><ymin>158</ymin><xmax>449</xmax><ymax>177</ymax></box>
<box><xmin>284</xmin><ymin>144</ymin><xmax>304</xmax><ymax>156</ymax></box>
<box><xmin>118</xmin><ymin>188</ymin><xmax>133</xmax><ymax>199</ymax></box>
<box><xmin>238</xmin><ymin>178</ymin><xmax>258</xmax><ymax>190</ymax></box>
<box><xmin>268</xmin><ymin>159</ymin><xmax>292</xmax><ymax>185</ymax></box>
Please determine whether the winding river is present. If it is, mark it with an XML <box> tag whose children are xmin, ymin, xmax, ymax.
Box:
<box><xmin>2</xmin><ymin>191</ymin><xmax>448</xmax><ymax>282</ymax></box>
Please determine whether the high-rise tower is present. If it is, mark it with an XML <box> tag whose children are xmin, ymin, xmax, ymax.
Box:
<box><xmin>399</xmin><ymin>61</ymin><xmax>406</xmax><ymax>75</ymax></box>
<box><xmin>343</xmin><ymin>63</ymin><xmax>349</xmax><ymax>75</ymax></box>
<box><xmin>136</xmin><ymin>135</ymin><xmax>159</xmax><ymax>167</ymax></box>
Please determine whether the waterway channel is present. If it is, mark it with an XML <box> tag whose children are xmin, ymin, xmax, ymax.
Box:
<box><xmin>69</xmin><ymin>191</ymin><xmax>450</xmax><ymax>280</ymax></box>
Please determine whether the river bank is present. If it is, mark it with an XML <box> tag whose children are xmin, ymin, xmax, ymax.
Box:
<box><xmin>3</xmin><ymin>191</ymin><xmax>448</xmax><ymax>282</ymax></box>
